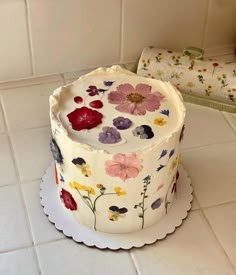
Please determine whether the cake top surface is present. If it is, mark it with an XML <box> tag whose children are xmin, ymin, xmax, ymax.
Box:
<box><xmin>50</xmin><ymin>66</ymin><xmax>185</xmax><ymax>154</ymax></box>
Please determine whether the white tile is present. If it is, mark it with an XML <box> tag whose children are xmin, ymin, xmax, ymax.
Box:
<box><xmin>204</xmin><ymin>0</ymin><xmax>236</xmax><ymax>48</ymax></box>
<box><xmin>0</xmin><ymin>248</ymin><xmax>39</xmax><ymax>275</ymax></box>
<box><xmin>1</xmin><ymin>81</ymin><xmax>63</xmax><ymax>131</ymax></box>
<box><xmin>223</xmin><ymin>111</ymin><xmax>236</xmax><ymax>133</ymax></box>
<box><xmin>0</xmin><ymin>185</ymin><xmax>32</xmax><ymax>252</ymax></box>
<box><xmin>0</xmin><ymin>134</ymin><xmax>17</xmax><ymax>186</ymax></box>
<box><xmin>0</xmin><ymin>0</ymin><xmax>31</xmax><ymax>81</ymax></box>
<box><xmin>10</xmin><ymin>127</ymin><xmax>52</xmax><ymax>182</ymax></box>
<box><xmin>122</xmin><ymin>0</ymin><xmax>208</xmax><ymax>62</ymax></box>
<box><xmin>204</xmin><ymin>202</ymin><xmax>236</xmax><ymax>271</ymax></box>
<box><xmin>63</xmin><ymin>68</ymin><xmax>94</xmax><ymax>81</ymax></box>
<box><xmin>22</xmin><ymin>181</ymin><xmax>65</xmax><ymax>244</ymax></box>
<box><xmin>36</xmin><ymin>239</ymin><xmax>136</xmax><ymax>275</ymax></box>
<box><xmin>28</xmin><ymin>0</ymin><xmax>121</xmax><ymax>75</ymax></box>
<box><xmin>182</xmin><ymin>141</ymin><xmax>236</xmax><ymax>208</ymax></box>
<box><xmin>181</xmin><ymin>103</ymin><xmax>236</xmax><ymax>149</ymax></box>
<box><xmin>131</xmin><ymin>211</ymin><xmax>234</xmax><ymax>275</ymax></box>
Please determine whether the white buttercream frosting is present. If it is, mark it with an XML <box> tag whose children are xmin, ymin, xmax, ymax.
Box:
<box><xmin>49</xmin><ymin>66</ymin><xmax>186</xmax><ymax>233</ymax></box>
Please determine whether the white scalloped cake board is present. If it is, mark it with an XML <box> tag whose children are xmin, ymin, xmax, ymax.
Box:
<box><xmin>40</xmin><ymin>163</ymin><xmax>193</xmax><ymax>250</ymax></box>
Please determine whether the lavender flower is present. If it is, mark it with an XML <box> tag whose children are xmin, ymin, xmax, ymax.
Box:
<box><xmin>151</xmin><ymin>198</ymin><xmax>163</xmax><ymax>210</ymax></box>
<box><xmin>113</xmin><ymin>116</ymin><xmax>132</xmax><ymax>130</ymax></box>
<box><xmin>98</xmin><ymin>127</ymin><xmax>121</xmax><ymax>144</ymax></box>
<box><xmin>132</xmin><ymin>125</ymin><xmax>154</xmax><ymax>139</ymax></box>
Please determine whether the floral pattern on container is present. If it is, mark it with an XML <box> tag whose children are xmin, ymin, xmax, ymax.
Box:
<box><xmin>105</xmin><ymin>153</ymin><xmax>143</xmax><ymax>182</ymax></box>
<box><xmin>137</xmin><ymin>47</ymin><xmax>236</xmax><ymax>105</ymax></box>
<box><xmin>69</xmin><ymin>182</ymin><xmax>126</xmax><ymax>230</ymax></box>
<box><xmin>107</xmin><ymin>83</ymin><xmax>165</xmax><ymax>115</ymax></box>
<box><xmin>156</xmin><ymin>149</ymin><xmax>175</xmax><ymax>172</ymax></box>
<box><xmin>86</xmin><ymin>85</ymin><xmax>107</xmax><ymax>96</ymax></box>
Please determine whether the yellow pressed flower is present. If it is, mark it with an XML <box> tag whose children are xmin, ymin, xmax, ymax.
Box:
<box><xmin>114</xmin><ymin>186</ymin><xmax>127</xmax><ymax>196</ymax></box>
<box><xmin>84</xmin><ymin>186</ymin><xmax>96</xmax><ymax>195</ymax></box>
<box><xmin>69</xmin><ymin>181</ymin><xmax>81</xmax><ymax>190</ymax></box>
<box><xmin>153</xmin><ymin>117</ymin><xmax>166</xmax><ymax>126</ymax></box>
<box><xmin>77</xmin><ymin>163</ymin><xmax>91</xmax><ymax>177</ymax></box>
<box><xmin>96</xmin><ymin>184</ymin><xmax>103</xmax><ymax>189</ymax></box>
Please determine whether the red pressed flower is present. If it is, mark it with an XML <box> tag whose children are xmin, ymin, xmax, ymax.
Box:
<box><xmin>67</xmin><ymin>107</ymin><xmax>103</xmax><ymax>131</ymax></box>
<box><xmin>74</xmin><ymin>96</ymin><xmax>83</xmax><ymax>104</ymax></box>
<box><xmin>203</xmin><ymin>68</ymin><xmax>207</xmax><ymax>72</ymax></box>
<box><xmin>212</xmin><ymin>63</ymin><xmax>219</xmax><ymax>67</ymax></box>
<box><xmin>89</xmin><ymin>100</ymin><xmax>103</xmax><ymax>109</ymax></box>
<box><xmin>198</xmin><ymin>69</ymin><xmax>202</xmax><ymax>73</ymax></box>
<box><xmin>60</xmin><ymin>189</ymin><xmax>77</xmax><ymax>210</ymax></box>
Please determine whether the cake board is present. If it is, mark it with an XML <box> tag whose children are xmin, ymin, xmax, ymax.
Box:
<box><xmin>40</xmin><ymin>163</ymin><xmax>193</xmax><ymax>250</ymax></box>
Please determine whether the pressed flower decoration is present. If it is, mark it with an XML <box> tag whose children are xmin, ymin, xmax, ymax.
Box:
<box><xmin>89</xmin><ymin>100</ymin><xmax>103</xmax><ymax>109</ymax></box>
<box><xmin>179</xmin><ymin>125</ymin><xmax>185</xmax><ymax>142</ymax></box>
<box><xmin>108</xmin><ymin>206</ymin><xmax>128</xmax><ymax>221</ymax></box>
<box><xmin>86</xmin><ymin>85</ymin><xmax>107</xmax><ymax>96</ymax></box>
<box><xmin>164</xmin><ymin>171</ymin><xmax>179</xmax><ymax>213</ymax></box>
<box><xmin>74</xmin><ymin>96</ymin><xmax>83</xmax><ymax>104</ymax></box>
<box><xmin>105</xmin><ymin>153</ymin><xmax>143</xmax><ymax>182</ymax></box>
<box><xmin>153</xmin><ymin>117</ymin><xmax>166</xmax><ymax>126</ymax></box>
<box><xmin>98</xmin><ymin>127</ymin><xmax>121</xmax><ymax>144</ymax></box>
<box><xmin>54</xmin><ymin>165</ymin><xmax>59</xmax><ymax>185</ymax></box>
<box><xmin>60</xmin><ymin>189</ymin><xmax>77</xmax><ymax>211</ymax></box>
<box><xmin>49</xmin><ymin>138</ymin><xmax>63</xmax><ymax>165</ymax></box>
<box><xmin>67</xmin><ymin>107</ymin><xmax>103</xmax><ymax>131</ymax></box>
<box><xmin>151</xmin><ymin>198</ymin><xmax>163</xmax><ymax>210</ymax></box>
<box><xmin>160</xmin><ymin>109</ymin><xmax>169</xmax><ymax>117</ymax></box>
<box><xmin>132</xmin><ymin>125</ymin><xmax>154</xmax><ymax>139</ymax></box>
<box><xmin>104</xmin><ymin>81</ymin><xmax>114</xmax><ymax>87</ymax></box>
<box><xmin>113</xmin><ymin>116</ymin><xmax>132</xmax><ymax>130</ymax></box>
<box><xmin>69</xmin><ymin>181</ymin><xmax>126</xmax><ymax>230</ymax></box>
<box><xmin>134</xmin><ymin>175</ymin><xmax>151</xmax><ymax>229</ymax></box>
<box><xmin>107</xmin><ymin>83</ymin><xmax>164</xmax><ymax>115</ymax></box>
<box><xmin>72</xmin><ymin>157</ymin><xmax>91</xmax><ymax>177</ymax></box>
<box><xmin>156</xmin><ymin>148</ymin><xmax>175</xmax><ymax>172</ymax></box>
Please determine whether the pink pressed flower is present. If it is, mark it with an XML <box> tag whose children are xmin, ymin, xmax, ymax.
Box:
<box><xmin>107</xmin><ymin>83</ymin><xmax>165</xmax><ymax>115</ymax></box>
<box><xmin>105</xmin><ymin>153</ymin><xmax>143</xmax><ymax>182</ymax></box>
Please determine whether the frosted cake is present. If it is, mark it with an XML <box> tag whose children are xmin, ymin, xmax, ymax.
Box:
<box><xmin>49</xmin><ymin>65</ymin><xmax>185</xmax><ymax>233</ymax></box>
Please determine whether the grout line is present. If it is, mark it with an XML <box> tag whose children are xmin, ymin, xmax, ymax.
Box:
<box><xmin>129</xmin><ymin>251</ymin><xmax>141</xmax><ymax>275</ymax></box>
<box><xmin>24</xmin><ymin>0</ymin><xmax>34</xmax><ymax>76</ymax></box>
<box><xmin>7</xmin><ymin>124</ymin><xmax>51</xmax><ymax>135</ymax></box>
<box><xmin>220</xmin><ymin>111</ymin><xmax>236</xmax><ymax>135</ymax></box>
<box><xmin>181</xmin><ymin>138</ymin><xmax>236</xmax><ymax>153</ymax></box>
<box><xmin>202</xmin><ymin>200</ymin><xmax>236</xmax><ymax>211</ymax></box>
<box><xmin>201</xmin><ymin>0</ymin><xmax>210</xmax><ymax>49</ymax></box>
<box><xmin>199</xmin><ymin>209</ymin><xmax>236</xmax><ymax>273</ymax></box>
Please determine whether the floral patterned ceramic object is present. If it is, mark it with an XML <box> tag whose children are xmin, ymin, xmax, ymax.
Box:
<box><xmin>49</xmin><ymin>65</ymin><xmax>185</xmax><ymax>233</ymax></box>
<box><xmin>137</xmin><ymin>47</ymin><xmax>236</xmax><ymax>110</ymax></box>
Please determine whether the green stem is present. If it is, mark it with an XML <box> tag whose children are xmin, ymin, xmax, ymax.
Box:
<box><xmin>93</xmin><ymin>192</ymin><xmax>116</xmax><ymax>212</ymax></box>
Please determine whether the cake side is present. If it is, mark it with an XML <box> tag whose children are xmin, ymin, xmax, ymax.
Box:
<box><xmin>49</xmin><ymin>66</ymin><xmax>185</xmax><ymax>233</ymax></box>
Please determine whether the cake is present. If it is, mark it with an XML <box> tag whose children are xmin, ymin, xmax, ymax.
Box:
<box><xmin>49</xmin><ymin>65</ymin><xmax>185</xmax><ymax>233</ymax></box>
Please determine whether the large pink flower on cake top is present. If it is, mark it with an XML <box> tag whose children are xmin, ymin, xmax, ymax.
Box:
<box><xmin>107</xmin><ymin>83</ymin><xmax>165</xmax><ymax>115</ymax></box>
<box><xmin>105</xmin><ymin>153</ymin><xmax>143</xmax><ymax>182</ymax></box>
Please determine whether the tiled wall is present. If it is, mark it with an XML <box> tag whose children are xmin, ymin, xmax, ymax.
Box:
<box><xmin>0</xmin><ymin>0</ymin><xmax>235</xmax><ymax>82</ymax></box>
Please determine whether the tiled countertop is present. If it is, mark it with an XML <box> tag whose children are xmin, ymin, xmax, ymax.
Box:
<box><xmin>0</xmin><ymin>74</ymin><xmax>236</xmax><ymax>275</ymax></box>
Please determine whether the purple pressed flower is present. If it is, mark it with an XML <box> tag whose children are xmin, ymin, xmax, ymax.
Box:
<box><xmin>169</xmin><ymin>149</ymin><xmax>175</xmax><ymax>159</ymax></box>
<box><xmin>98</xmin><ymin>127</ymin><xmax>121</xmax><ymax>144</ymax></box>
<box><xmin>86</xmin><ymin>85</ymin><xmax>107</xmax><ymax>96</ymax></box>
<box><xmin>160</xmin><ymin>109</ymin><xmax>169</xmax><ymax>116</ymax></box>
<box><xmin>104</xmin><ymin>81</ymin><xmax>114</xmax><ymax>87</ymax></box>
<box><xmin>132</xmin><ymin>125</ymin><xmax>154</xmax><ymax>139</ymax></box>
<box><xmin>151</xmin><ymin>198</ymin><xmax>163</xmax><ymax>210</ymax></box>
<box><xmin>113</xmin><ymin>116</ymin><xmax>132</xmax><ymax>130</ymax></box>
